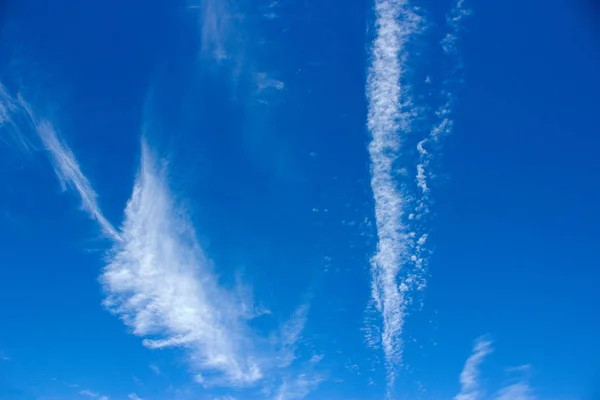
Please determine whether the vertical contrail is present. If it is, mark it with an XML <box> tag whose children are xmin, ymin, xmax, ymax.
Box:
<box><xmin>366</xmin><ymin>0</ymin><xmax>420</xmax><ymax>376</ymax></box>
<box><xmin>366</xmin><ymin>0</ymin><xmax>471</xmax><ymax>382</ymax></box>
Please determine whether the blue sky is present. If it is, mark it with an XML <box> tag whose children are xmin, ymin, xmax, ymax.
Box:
<box><xmin>0</xmin><ymin>0</ymin><xmax>599</xmax><ymax>399</ymax></box>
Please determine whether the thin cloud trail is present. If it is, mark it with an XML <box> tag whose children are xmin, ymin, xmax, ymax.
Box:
<box><xmin>494</xmin><ymin>381</ymin><xmax>536</xmax><ymax>400</ymax></box>
<box><xmin>0</xmin><ymin>82</ymin><xmax>15</xmax><ymax>126</ymax></box>
<box><xmin>366</xmin><ymin>0</ymin><xmax>421</xmax><ymax>377</ymax></box>
<box><xmin>0</xmin><ymin>84</ymin><xmax>120</xmax><ymax>240</ymax></box>
<box><xmin>33</xmin><ymin>119</ymin><xmax>121</xmax><ymax>241</ymax></box>
<box><xmin>455</xmin><ymin>339</ymin><xmax>538</xmax><ymax>400</ymax></box>
<box><xmin>0</xmin><ymin>82</ymin><xmax>34</xmax><ymax>152</ymax></box>
<box><xmin>455</xmin><ymin>337</ymin><xmax>493</xmax><ymax>400</ymax></box>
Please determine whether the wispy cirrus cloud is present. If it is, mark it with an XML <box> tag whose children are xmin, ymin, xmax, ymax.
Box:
<box><xmin>29</xmin><ymin>118</ymin><xmax>121</xmax><ymax>241</ymax></box>
<box><xmin>455</xmin><ymin>337</ymin><xmax>493</xmax><ymax>400</ymax></box>
<box><xmin>365</xmin><ymin>0</ymin><xmax>422</xmax><ymax>378</ymax></box>
<box><xmin>79</xmin><ymin>389</ymin><xmax>109</xmax><ymax>400</ymax></box>
<box><xmin>196</xmin><ymin>0</ymin><xmax>237</xmax><ymax>62</ymax></box>
<box><xmin>128</xmin><ymin>394</ymin><xmax>143</xmax><ymax>400</ymax></box>
<box><xmin>273</xmin><ymin>373</ymin><xmax>325</xmax><ymax>400</ymax></box>
<box><xmin>0</xmin><ymin>83</ymin><xmax>120</xmax><ymax>241</ymax></box>
<box><xmin>0</xmin><ymin>82</ymin><xmax>34</xmax><ymax>152</ymax></box>
<box><xmin>4</xmin><ymin>81</ymin><xmax>315</xmax><ymax>390</ymax></box>
<box><xmin>101</xmin><ymin>139</ymin><xmax>315</xmax><ymax>388</ymax></box>
<box><xmin>191</xmin><ymin>0</ymin><xmax>285</xmax><ymax>97</ymax></box>
<box><xmin>101</xmin><ymin>140</ymin><xmax>263</xmax><ymax>387</ymax></box>
<box><xmin>494</xmin><ymin>381</ymin><xmax>536</xmax><ymax>400</ymax></box>
<box><xmin>149</xmin><ymin>364</ymin><xmax>161</xmax><ymax>375</ymax></box>
<box><xmin>455</xmin><ymin>338</ymin><xmax>538</xmax><ymax>400</ymax></box>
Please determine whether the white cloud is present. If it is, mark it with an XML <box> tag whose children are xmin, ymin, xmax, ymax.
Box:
<box><xmin>0</xmin><ymin>84</ymin><xmax>120</xmax><ymax>241</ymax></box>
<box><xmin>101</xmin><ymin>140</ymin><xmax>264</xmax><ymax>387</ymax></box>
<box><xmin>273</xmin><ymin>374</ymin><xmax>325</xmax><ymax>400</ymax></box>
<box><xmin>0</xmin><ymin>81</ymin><xmax>15</xmax><ymax>126</ymax></box>
<box><xmin>196</xmin><ymin>0</ymin><xmax>238</xmax><ymax>62</ymax></box>
<box><xmin>441</xmin><ymin>0</ymin><xmax>473</xmax><ymax>55</ymax></box>
<box><xmin>494</xmin><ymin>382</ymin><xmax>536</xmax><ymax>400</ymax></box>
<box><xmin>101</xmin><ymin>140</ymin><xmax>312</xmax><ymax>388</ymax></box>
<box><xmin>455</xmin><ymin>337</ymin><xmax>493</xmax><ymax>400</ymax></box>
<box><xmin>0</xmin><ymin>82</ymin><xmax>34</xmax><ymax>153</ymax></box>
<box><xmin>31</xmin><ymin>117</ymin><xmax>121</xmax><ymax>241</ymax></box>
<box><xmin>309</xmin><ymin>354</ymin><xmax>323</xmax><ymax>364</ymax></box>
<box><xmin>149</xmin><ymin>364</ymin><xmax>161</xmax><ymax>375</ymax></box>
<box><xmin>128</xmin><ymin>394</ymin><xmax>143</xmax><ymax>400</ymax></box>
<box><xmin>415</xmin><ymin>0</ymin><xmax>471</xmax><ymax>217</ymax></box>
<box><xmin>276</xmin><ymin>304</ymin><xmax>309</xmax><ymax>368</ymax></box>
<box><xmin>416</xmin><ymin>163</ymin><xmax>428</xmax><ymax>193</ymax></box>
<box><xmin>79</xmin><ymin>390</ymin><xmax>108</xmax><ymax>400</ymax></box>
<box><xmin>365</xmin><ymin>0</ymin><xmax>422</xmax><ymax>378</ymax></box>
<box><xmin>256</xmin><ymin>73</ymin><xmax>285</xmax><ymax>92</ymax></box>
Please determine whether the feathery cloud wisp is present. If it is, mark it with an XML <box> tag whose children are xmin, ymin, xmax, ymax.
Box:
<box><xmin>273</xmin><ymin>374</ymin><xmax>325</xmax><ymax>400</ymax></box>
<box><xmin>101</xmin><ymin>141</ymin><xmax>263</xmax><ymax>387</ymax></box>
<box><xmin>455</xmin><ymin>337</ymin><xmax>493</xmax><ymax>400</ymax></box>
<box><xmin>32</xmin><ymin>119</ymin><xmax>121</xmax><ymax>241</ymax></box>
<box><xmin>0</xmin><ymin>82</ymin><xmax>16</xmax><ymax>127</ymax></box>
<box><xmin>0</xmin><ymin>83</ymin><xmax>120</xmax><ymax>240</ymax></box>
<box><xmin>102</xmin><ymin>140</ymin><xmax>317</xmax><ymax>388</ymax></box>
<box><xmin>198</xmin><ymin>0</ymin><xmax>233</xmax><ymax>62</ymax></box>
<box><xmin>365</xmin><ymin>0</ymin><xmax>421</xmax><ymax>375</ymax></box>
<box><xmin>79</xmin><ymin>389</ymin><xmax>108</xmax><ymax>400</ymax></box>
<box><xmin>149</xmin><ymin>364</ymin><xmax>160</xmax><ymax>375</ymax></box>
<box><xmin>0</xmin><ymin>82</ymin><xmax>34</xmax><ymax>152</ymax></box>
<box><xmin>494</xmin><ymin>382</ymin><xmax>536</xmax><ymax>400</ymax></box>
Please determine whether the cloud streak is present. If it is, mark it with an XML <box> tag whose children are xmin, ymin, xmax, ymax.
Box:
<box><xmin>0</xmin><ymin>83</ymin><xmax>120</xmax><ymax>241</ymax></box>
<box><xmin>494</xmin><ymin>382</ymin><xmax>536</xmax><ymax>400</ymax></box>
<box><xmin>365</xmin><ymin>0</ymin><xmax>421</xmax><ymax>377</ymax></box>
<box><xmin>273</xmin><ymin>374</ymin><xmax>325</xmax><ymax>400</ymax></box>
<box><xmin>0</xmin><ymin>82</ymin><xmax>34</xmax><ymax>152</ymax></box>
<box><xmin>101</xmin><ymin>140</ymin><xmax>264</xmax><ymax>386</ymax></box>
<box><xmin>79</xmin><ymin>389</ymin><xmax>109</xmax><ymax>400</ymax></box>
<box><xmin>455</xmin><ymin>337</ymin><xmax>493</xmax><ymax>400</ymax></box>
<box><xmin>455</xmin><ymin>339</ymin><xmax>537</xmax><ymax>400</ymax></box>
<box><xmin>101</xmin><ymin>140</ymin><xmax>313</xmax><ymax>388</ymax></box>
<box><xmin>32</xmin><ymin>118</ymin><xmax>121</xmax><ymax>241</ymax></box>
<box><xmin>197</xmin><ymin>0</ymin><xmax>235</xmax><ymax>62</ymax></box>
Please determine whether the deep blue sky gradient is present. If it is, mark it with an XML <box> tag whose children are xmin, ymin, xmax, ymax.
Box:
<box><xmin>1</xmin><ymin>0</ymin><xmax>599</xmax><ymax>399</ymax></box>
